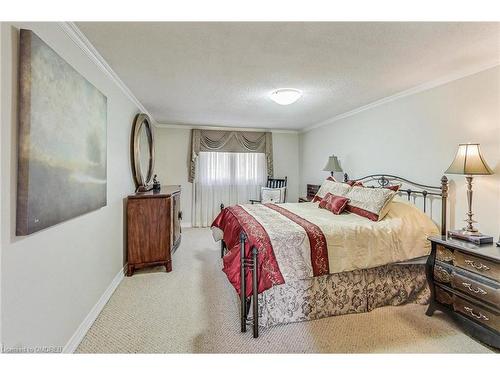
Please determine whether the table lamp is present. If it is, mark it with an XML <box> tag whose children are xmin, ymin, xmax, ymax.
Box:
<box><xmin>323</xmin><ymin>155</ymin><xmax>343</xmax><ymax>177</ymax></box>
<box><xmin>445</xmin><ymin>143</ymin><xmax>493</xmax><ymax>236</ymax></box>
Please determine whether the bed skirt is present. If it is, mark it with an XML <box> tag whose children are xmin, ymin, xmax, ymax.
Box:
<box><xmin>257</xmin><ymin>263</ymin><xmax>429</xmax><ymax>328</ymax></box>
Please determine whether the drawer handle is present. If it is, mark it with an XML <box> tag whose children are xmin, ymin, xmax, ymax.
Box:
<box><xmin>434</xmin><ymin>265</ymin><xmax>451</xmax><ymax>283</ymax></box>
<box><xmin>462</xmin><ymin>282</ymin><xmax>487</xmax><ymax>295</ymax></box>
<box><xmin>463</xmin><ymin>306</ymin><xmax>490</xmax><ymax>321</ymax></box>
<box><xmin>464</xmin><ymin>259</ymin><xmax>490</xmax><ymax>271</ymax></box>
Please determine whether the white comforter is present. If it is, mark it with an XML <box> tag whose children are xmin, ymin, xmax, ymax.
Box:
<box><xmin>271</xmin><ymin>196</ymin><xmax>439</xmax><ymax>275</ymax></box>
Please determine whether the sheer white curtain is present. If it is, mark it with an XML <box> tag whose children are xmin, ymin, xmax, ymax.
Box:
<box><xmin>193</xmin><ymin>152</ymin><xmax>267</xmax><ymax>227</ymax></box>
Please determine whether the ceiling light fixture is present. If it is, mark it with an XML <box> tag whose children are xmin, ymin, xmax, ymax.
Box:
<box><xmin>269</xmin><ymin>88</ymin><xmax>302</xmax><ymax>105</ymax></box>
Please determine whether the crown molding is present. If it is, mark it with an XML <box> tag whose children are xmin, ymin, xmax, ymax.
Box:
<box><xmin>302</xmin><ymin>60</ymin><xmax>500</xmax><ymax>133</ymax></box>
<box><xmin>156</xmin><ymin>123</ymin><xmax>299</xmax><ymax>134</ymax></box>
<box><xmin>58</xmin><ymin>22</ymin><xmax>156</xmax><ymax>125</ymax></box>
<box><xmin>57</xmin><ymin>22</ymin><xmax>498</xmax><ymax>135</ymax></box>
<box><xmin>58</xmin><ymin>22</ymin><xmax>297</xmax><ymax>134</ymax></box>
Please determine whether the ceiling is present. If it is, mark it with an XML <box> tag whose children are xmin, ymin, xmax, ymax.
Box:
<box><xmin>76</xmin><ymin>22</ymin><xmax>500</xmax><ymax>131</ymax></box>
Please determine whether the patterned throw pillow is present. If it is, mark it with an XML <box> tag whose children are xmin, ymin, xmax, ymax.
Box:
<box><xmin>346</xmin><ymin>180</ymin><xmax>400</xmax><ymax>191</ymax></box>
<box><xmin>346</xmin><ymin>180</ymin><xmax>364</xmax><ymax>187</ymax></box>
<box><xmin>313</xmin><ymin>179</ymin><xmax>351</xmax><ymax>203</ymax></box>
<box><xmin>344</xmin><ymin>186</ymin><xmax>397</xmax><ymax>221</ymax></box>
<box><xmin>319</xmin><ymin>193</ymin><xmax>350</xmax><ymax>215</ymax></box>
<box><xmin>261</xmin><ymin>187</ymin><xmax>286</xmax><ymax>204</ymax></box>
<box><xmin>385</xmin><ymin>184</ymin><xmax>401</xmax><ymax>192</ymax></box>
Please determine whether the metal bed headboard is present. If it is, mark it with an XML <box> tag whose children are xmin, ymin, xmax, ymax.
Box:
<box><xmin>343</xmin><ymin>173</ymin><xmax>449</xmax><ymax>235</ymax></box>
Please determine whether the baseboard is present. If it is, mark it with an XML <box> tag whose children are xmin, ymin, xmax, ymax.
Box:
<box><xmin>63</xmin><ymin>264</ymin><xmax>126</xmax><ymax>353</ymax></box>
<box><xmin>181</xmin><ymin>222</ymin><xmax>192</xmax><ymax>228</ymax></box>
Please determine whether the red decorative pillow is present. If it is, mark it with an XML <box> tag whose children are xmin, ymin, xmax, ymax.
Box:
<box><xmin>346</xmin><ymin>181</ymin><xmax>399</xmax><ymax>190</ymax></box>
<box><xmin>346</xmin><ymin>180</ymin><xmax>364</xmax><ymax>187</ymax></box>
<box><xmin>327</xmin><ymin>176</ymin><xmax>336</xmax><ymax>182</ymax></box>
<box><xmin>385</xmin><ymin>184</ymin><xmax>401</xmax><ymax>192</ymax></box>
<box><xmin>318</xmin><ymin>193</ymin><xmax>350</xmax><ymax>215</ymax></box>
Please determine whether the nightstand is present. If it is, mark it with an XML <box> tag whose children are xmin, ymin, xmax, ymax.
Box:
<box><xmin>299</xmin><ymin>184</ymin><xmax>321</xmax><ymax>203</ymax></box>
<box><xmin>427</xmin><ymin>235</ymin><xmax>499</xmax><ymax>349</ymax></box>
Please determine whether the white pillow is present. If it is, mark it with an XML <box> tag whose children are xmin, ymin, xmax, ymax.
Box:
<box><xmin>261</xmin><ymin>187</ymin><xmax>286</xmax><ymax>204</ymax></box>
<box><xmin>345</xmin><ymin>186</ymin><xmax>397</xmax><ymax>221</ymax></box>
<box><xmin>314</xmin><ymin>179</ymin><xmax>351</xmax><ymax>202</ymax></box>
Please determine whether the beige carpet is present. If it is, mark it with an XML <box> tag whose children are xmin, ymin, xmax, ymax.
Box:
<box><xmin>76</xmin><ymin>228</ymin><xmax>493</xmax><ymax>353</ymax></box>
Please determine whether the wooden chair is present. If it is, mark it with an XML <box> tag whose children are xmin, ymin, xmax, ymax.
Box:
<box><xmin>250</xmin><ymin>176</ymin><xmax>288</xmax><ymax>204</ymax></box>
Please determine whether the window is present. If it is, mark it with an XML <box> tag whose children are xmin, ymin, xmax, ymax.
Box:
<box><xmin>193</xmin><ymin>152</ymin><xmax>267</xmax><ymax>227</ymax></box>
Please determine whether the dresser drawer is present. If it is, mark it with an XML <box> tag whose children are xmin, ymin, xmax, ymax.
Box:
<box><xmin>454</xmin><ymin>251</ymin><xmax>500</xmax><ymax>282</ymax></box>
<box><xmin>451</xmin><ymin>272</ymin><xmax>500</xmax><ymax>307</ymax></box>
<box><xmin>434</xmin><ymin>261</ymin><xmax>500</xmax><ymax>307</ymax></box>
<box><xmin>435</xmin><ymin>286</ymin><xmax>500</xmax><ymax>332</ymax></box>
<box><xmin>435</xmin><ymin>285</ymin><xmax>454</xmax><ymax>305</ymax></box>
<box><xmin>436</xmin><ymin>244</ymin><xmax>454</xmax><ymax>263</ymax></box>
<box><xmin>453</xmin><ymin>295</ymin><xmax>500</xmax><ymax>332</ymax></box>
<box><xmin>433</xmin><ymin>263</ymin><xmax>452</xmax><ymax>284</ymax></box>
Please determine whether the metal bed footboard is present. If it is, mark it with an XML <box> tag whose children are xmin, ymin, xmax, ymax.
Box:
<box><xmin>239</xmin><ymin>232</ymin><xmax>259</xmax><ymax>338</ymax></box>
<box><xmin>219</xmin><ymin>203</ymin><xmax>260</xmax><ymax>338</ymax></box>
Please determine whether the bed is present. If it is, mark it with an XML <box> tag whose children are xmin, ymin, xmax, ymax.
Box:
<box><xmin>211</xmin><ymin>174</ymin><xmax>449</xmax><ymax>338</ymax></box>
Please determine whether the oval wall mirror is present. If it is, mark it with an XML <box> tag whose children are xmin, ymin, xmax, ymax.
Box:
<box><xmin>131</xmin><ymin>113</ymin><xmax>155</xmax><ymax>191</ymax></box>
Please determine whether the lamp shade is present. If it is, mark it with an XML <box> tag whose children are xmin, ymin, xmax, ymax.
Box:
<box><xmin>323</xmin><ymin>155</ymin><xmax>343</xmax><ymax>172</ymax></box>
<box><xmin>445</xmin><ymin>143</ymin><xmax>493</xmax><ymax>175</ymax></box>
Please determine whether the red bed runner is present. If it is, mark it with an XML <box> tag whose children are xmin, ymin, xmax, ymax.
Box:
<box><xmin>212</xmin><ymin>205</ymin><xmax>284</xmax><ymax>297</ymax></box>
<box><xmin>265</xmin><ymin>203</ymin><xmax>329</xmax><ymax>276</ymax></box>
<box><xmin>211</xmin><ymin>204</ymin><xmax>329</xmax><ymax>296</ymax></box>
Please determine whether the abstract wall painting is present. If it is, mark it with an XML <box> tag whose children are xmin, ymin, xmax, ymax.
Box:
<box><xmin>17</xmin><ymin>29</ymin><xmax>107</xmax><ymax>235</ymax></box>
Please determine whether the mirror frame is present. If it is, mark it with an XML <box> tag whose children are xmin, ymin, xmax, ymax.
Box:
<box><xmin>131</xmin><ymin>113</ymin><xmax>155</xmax><ymax>191</ymax></box>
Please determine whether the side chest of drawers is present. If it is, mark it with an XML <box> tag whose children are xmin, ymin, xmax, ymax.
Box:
<box><xmin>127</xmin><ymin>185</ymin><xmax>182</xmax><ymax>276</ymax></box>
<box><xmin>427</xmin><ymin>235</ymin><xmax>500</xmax><ymax>349</ymax></box>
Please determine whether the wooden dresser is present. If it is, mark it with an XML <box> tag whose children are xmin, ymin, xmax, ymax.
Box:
<box><xmin>127</xmin><ymin>185</ymin><xmax>181</xmax><ymax>276</ymax></box>
<box><xmin>427</xmin><ymin>235</ymin><xmax>499</xmax><ymax>348</ymax></box>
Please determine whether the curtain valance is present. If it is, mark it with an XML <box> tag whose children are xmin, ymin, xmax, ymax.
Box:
<box><xmin>189</xmin><ymin>129</ymin><xmax>273</xmax><ymax>182</ymax></box>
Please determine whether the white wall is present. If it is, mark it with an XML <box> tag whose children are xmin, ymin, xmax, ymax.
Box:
<box><xmin>154</xmin><ymin>127</ymin><xmax>193</xmax><ymax>225</ymax></box>
<box><xmin>1</xmin><ymin>23</ymin><xmax>138</xmax><ymax>350</ymax></box>
<box><xmin>300</xmin><ymin>66</ymin><xmax>500</xmax><ymax>237</ymax></box>
<box><xmin>272</xmin><ymin>132</ymin><xmax>300</xmax><ymax>203</ymax></box>
<box><xmin>154</xmin><ymin>127</ymin><xmax>300</xmax><ymax>226</ymax></box>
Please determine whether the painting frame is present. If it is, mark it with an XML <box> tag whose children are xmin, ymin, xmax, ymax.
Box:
<box><xmin>16</xmin><ymin>29</ymin><xmax>108</xmax><ymax>236</ymax></box>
